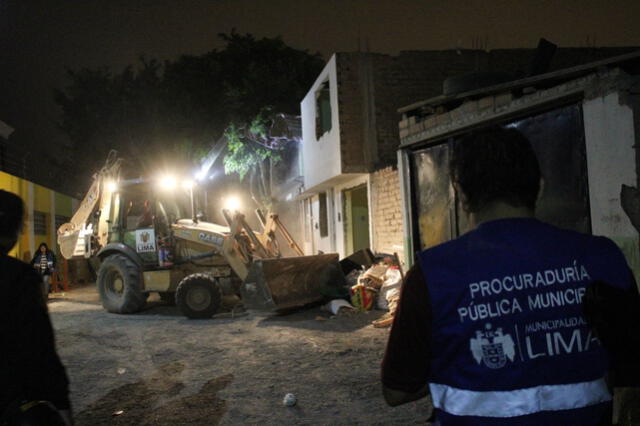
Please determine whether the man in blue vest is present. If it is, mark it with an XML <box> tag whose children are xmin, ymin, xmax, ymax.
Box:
<box><xmin>381</xmin><ymin>126</ymin><xmax>640</xmax><ymax>425</ymax></box>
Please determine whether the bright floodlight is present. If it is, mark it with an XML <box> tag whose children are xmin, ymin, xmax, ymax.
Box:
<box><xmin>159</xmin><ymin>176</ymin><xmax>177</xmax><ymax>190</ymax></box>
<box><xmin>224</xmin><ymin>196</ymin><xmax>241</xmax><ymax>211</ymax></box>
<box><xmin>194</xmin><ymin>170</ymin><xmax>206</xmax><ymax>181</ymax></box>
<box><xmin>182</xmin><ymin>180</ymin><xmax>194</xmax><ymax>190</ymax></box>
<box><xmin>106</xmin><ymin>181</ymin><xmax>118</xmax><ymax>192</ymax></box>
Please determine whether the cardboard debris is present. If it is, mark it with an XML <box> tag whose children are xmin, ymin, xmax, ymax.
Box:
<box><xmin>378</xmin><ymin>267</ymin><xmax>402</xmax><ymax>310</ymax></box>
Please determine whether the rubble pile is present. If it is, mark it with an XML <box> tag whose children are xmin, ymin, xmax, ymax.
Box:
<box><xmin>326</xmin><ymin>251</ymin><xmax>404</xmax><ymax>327</ymax></box>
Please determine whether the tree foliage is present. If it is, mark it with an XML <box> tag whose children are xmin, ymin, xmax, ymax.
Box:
<box><xmin>223</xmin><ymin>108</ymin><xmax>289</xmax><ymax>208</ymax></box>
<box><xmin>55</xmin><ymin>31</ymin><xmax>323</xmax><ymax>189</ymax></box>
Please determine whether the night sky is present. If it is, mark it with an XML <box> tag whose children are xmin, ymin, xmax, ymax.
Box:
<box><xmin>2</xmin><ymin>0</ymin><xmax>640</xmax><ymax>153</ymax></box>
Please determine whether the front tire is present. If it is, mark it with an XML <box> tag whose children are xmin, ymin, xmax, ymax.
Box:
<box><xmin>97</xmin><ymin>254</ymin><xmax>147</xmax><ymax>313</ymax></box>
<box><xmin>176</xmin><ymin>274</ymin><xmax>222</xmax><ymax>319</ymax></box>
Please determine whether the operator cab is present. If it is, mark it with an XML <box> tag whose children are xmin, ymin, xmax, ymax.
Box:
<box><xmin>107</xmin><ymin>180</ymin><xmax>192</xmax><ymax>267</ymax></box>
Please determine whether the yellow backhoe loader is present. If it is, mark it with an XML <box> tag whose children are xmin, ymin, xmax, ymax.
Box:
<box><xmin>57</xmin><ymin>152</ymin><xmax>341</xmax><ymax>318</ymax></box>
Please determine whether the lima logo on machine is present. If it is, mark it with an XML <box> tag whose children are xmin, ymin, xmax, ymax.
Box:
<box><xmin>470</xmin><ymin>323</ymin><xmax>516</xmax><ymax>369</ymax></box>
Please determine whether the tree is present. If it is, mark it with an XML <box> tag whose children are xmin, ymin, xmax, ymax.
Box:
<box><xmin>215</xmin><ymin>32</ymin><xmax>323</xmax><ymax>210</ymax></box>
<box><xmin>223</xmin><ymin>108</ymin><xmax>290</xmax><ymax>209</ymax></box>
<box><xmin>55</xmin><ymin>31</ymin><xmax>323</xmax><ymax>196</ymax></box>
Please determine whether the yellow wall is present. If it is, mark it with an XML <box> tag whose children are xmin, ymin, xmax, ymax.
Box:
<box><xmin>0</xmin><ymin>170</ymin><xmax>76</xmax><ymax>261</ymax></box>
<box><xmin>55</xmin><ymin>192</ymin><xmax>72</xmax><ymax>217</ymax></box>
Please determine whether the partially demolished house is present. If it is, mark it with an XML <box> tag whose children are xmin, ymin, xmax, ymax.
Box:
<box><xmin>298</xmin><ymin>51</ymin><xmax>443</xmax><ymax>263</ymax></box>
<box><xmin>297</xmin><ymin>47</ymin><xmax>638</xmax><ymax>266</ymax></box>
<box><xmin>397</xmin><ymin>50</ymin><xmax>640</xmax><ymax>278</ymax></box>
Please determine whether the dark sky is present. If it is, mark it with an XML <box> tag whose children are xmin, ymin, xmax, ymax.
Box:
<box><xmin>2</xmin><ymin>0</ymin><xmax>640</xmax><ymax>151</ymax></box>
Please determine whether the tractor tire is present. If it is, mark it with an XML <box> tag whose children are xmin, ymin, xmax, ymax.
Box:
<box><xmin>97</xmin><ymin>254</ymin><xmax>147</xmax><ymax>314</ymax></box>
<box><xmin>159</xmin><ymin>291</ymin><xmax>176</xmax><ymax>306</ymax></box>
<box><xmin>176</xmin><ymin>273</ymin><xmax>222</xmax><ymax>319</ymax></box>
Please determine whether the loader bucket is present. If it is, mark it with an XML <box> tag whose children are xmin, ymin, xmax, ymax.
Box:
<box><xmin>240</xmin><ymin>253</ymin><xmax>343</xmax><ymax>311</ymax></box>
<box><xmin>58</xmin><ymin>229</ymin><xmax>82</xmax><ymax>260</ymax></box>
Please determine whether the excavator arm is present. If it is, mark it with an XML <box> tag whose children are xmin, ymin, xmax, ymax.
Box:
<box><xmin>57</xmin><ymin>151</ymin><xmax>122</xmax><ymax>259</ymax></box>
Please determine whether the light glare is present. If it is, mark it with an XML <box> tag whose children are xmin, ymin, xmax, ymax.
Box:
<box><xmin>224</xmin><ymin>196</ymin><xmax>241</xmax><ymax>211</ymax></box>
<box><xmin>159</xmin><ymin>176</ymin><xmax>177</xmax><ymax>190</ymax></box>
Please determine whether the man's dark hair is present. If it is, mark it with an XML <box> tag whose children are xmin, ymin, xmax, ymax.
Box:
<box><xmin>449</xmin><ymin>126</ymin><xmax>541</xmax><ymax>213</ymax></box>
<box><xmin>0</xmin><ymin>190</ymin><xmax>24</xmax><ymax>245</ymax></box>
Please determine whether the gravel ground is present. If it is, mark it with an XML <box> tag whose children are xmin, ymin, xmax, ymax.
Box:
<box><xmin>48</xmin><ymin>286</ymin><xmax>433</xmax><ymax>425</ymax></box>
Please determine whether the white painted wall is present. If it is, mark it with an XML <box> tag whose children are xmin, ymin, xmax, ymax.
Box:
<box><xmin>583</xmin><ymin>91</ymin><xmax>640</xmax><ymax>274</ymax></box>
<box><xmin>309</xmin><ymin>191</ymin><xmax>335</xmax><ymax>254</ymax></box>
<box><xmin>301</xmin><ymin>197</ymin><xmax>314</xmax><ymax>255</ymax></box>
<box><xmin>300</xmin><ymin>55</ymin><xmax>341</xmax><ymax>190</ymax></box>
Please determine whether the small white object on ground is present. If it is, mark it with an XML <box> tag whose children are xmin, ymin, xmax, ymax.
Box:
<box><xmin>283</xmin><ymin>393</ymin><xmax>297</xmax><ymax>406</ymax></box>
<box><xmin>322</xmin><ymin>299</ymin><xmax>355</xmax><ymax>315</ymax></box>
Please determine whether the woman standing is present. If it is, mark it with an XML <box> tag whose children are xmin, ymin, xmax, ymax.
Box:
<box><xmin>30</xmin><ymin>243</ymin><xmax>56</xmax><ymax>298</ymax></box>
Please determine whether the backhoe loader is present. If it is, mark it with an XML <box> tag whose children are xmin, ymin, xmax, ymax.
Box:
<box><xmin>57</xmin><ymin>152</ymin><xmax>341</xmax><ymax>318</ymax></box>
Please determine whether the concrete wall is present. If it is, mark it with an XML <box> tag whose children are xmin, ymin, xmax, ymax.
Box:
<box><xmin>583</xmin><ymin>91</ymin><xmax>640</xmax><ymax>274</ymax></box>
<box><xmin>301</xmin><ymin>55</ymin><xmax>341</xmax><ymax>190</ymax></box>
<box><xmin>398</xmin><ymin>68</ymin><xmax>640</xmax><ymax>274</ymax></box>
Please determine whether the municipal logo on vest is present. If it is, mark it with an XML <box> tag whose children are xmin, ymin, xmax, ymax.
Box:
<box><xmin>470</xmin><ymin>323</ymin><xmax>516</xmax><ymax>369</ymax></box>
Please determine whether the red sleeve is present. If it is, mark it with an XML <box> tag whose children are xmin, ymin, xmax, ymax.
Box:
<box><xmin>381</xmin><ymin>262</ymin><xmax>432</xmax><ymax>393</ymax></box>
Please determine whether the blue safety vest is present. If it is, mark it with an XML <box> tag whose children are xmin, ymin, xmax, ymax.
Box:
<box><xmin>418</xmin><ymin>218</ymin><xmax>632</xmax><ymax>426</ymax></box>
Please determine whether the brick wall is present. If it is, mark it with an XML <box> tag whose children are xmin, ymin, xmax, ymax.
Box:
<box><xmin>370</xmin><ymin>166</ymin><xmax>405</xmax><ymax>266</ymax></box>
<box><xmin>333</xmin><ymin>47</ymin><xmax>637</xmax><ymax>174</ymax></box>
<box><xmin>399</xmin><ymin>67</ymin><xmax>629</xmax><ymax>145</ymax></box>
<box><xmin>336</xmin><ymin>53</ymin><xmax>367</xmax><ymax>173</ymax></box>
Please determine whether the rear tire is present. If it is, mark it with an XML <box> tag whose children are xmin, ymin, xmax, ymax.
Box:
<box><xmin>176</xmin><ymin>274</ymin><xmax>222</xmax><ymax>319</ymax></box>
<box><xmin>97</xmin><ymin>254</ymin><xmax>147</xmax><ymax>314</ymax></box>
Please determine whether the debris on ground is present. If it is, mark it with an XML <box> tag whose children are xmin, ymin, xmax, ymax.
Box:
<box><xmin>282</xmin><ymin>393</ymin><xmax>297</xmax><ymax>407</ymax></box>
<box><xmin>350</xmin><ymin>283</ymin><xmax>378</xmax><ymax>311</ymax></box>
<box><xmin>372</xmin><ymin>312</ymin><xmax>395</xmax><ymax>328</ymax></box>
<box><xmin>322</xmin><ymin>299</ymin><xmax>356</xmax><ymax>315</ymax></box>
<box><xmin>344</xmin><ymin>269</ymin><xmax>362</xmax><ymax>286</ymax></box>
<box><xmin>377</xmin><ymin>267</ymin><xmax>402</xmax><ymax>311</ymax></box>
<box><xmin>339</xmin><ymin>249</ymin><xmax>375</xmax><ymax>276</ymax></box>
<box><xmin>325</xmin><ymin>251</ymin><xmax>406</xmax><ymax>323</ymax></box>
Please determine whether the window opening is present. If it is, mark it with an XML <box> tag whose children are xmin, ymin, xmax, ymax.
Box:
<box><xmin>319</xmin><ymin>192</ymin><xmax>328</xmax><ymax>237</ymax></box>
<box><xmin>33</xmin><ymin>211</ymin><xmax>47</xmax><ymax>235</ymax></box>
<box><xmin>315</xmin><ymin>80</ymin><xmax>332</xmax><ymax>139</ymax></box>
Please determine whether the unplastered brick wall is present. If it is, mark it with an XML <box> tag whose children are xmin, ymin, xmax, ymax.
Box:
<box><xmin>335</xmin><ymin>47</ymin><xmax>637</xmax><ymax>174</ymax></box>
<box><xmin>370</xmin><ymin>166</ymin><xmax>405</xmax><ymax>266</ymax></box>
<box><xmin>336</xmin><ymin>53</ymin><xmax>367</xmax><ymax>173</ymax></box>
<box><xmin>397</xmin><ymin>47</ymin><xmax>638</xmax><ymax>141</ymax></box>
<box><xmin>372</xmin><ymin>50</ymin><xmax>489</xmax><ymax>167</ymax></box>
<box><xmin>400</xmin><ymin>68</ymin><xmax>628</xmax><ymax>143</ymax></box>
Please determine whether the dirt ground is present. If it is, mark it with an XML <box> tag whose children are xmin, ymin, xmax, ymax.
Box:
<box><xmin>48</xmin><ymin>286</ymin><xmax>640</xmax><ymax>426</ymax></box>
<box><xmin>48</xmin><ymin>286</ymin><xmax>433</xmax><ymax>425</ymax></box>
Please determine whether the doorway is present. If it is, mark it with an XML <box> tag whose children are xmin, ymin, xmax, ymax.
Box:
<box><xmin>343</xmin><ymin>184</ymin><xmax>370</xmax><ymax>254</ymax></box>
